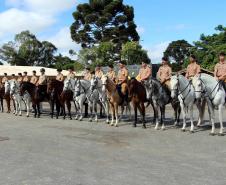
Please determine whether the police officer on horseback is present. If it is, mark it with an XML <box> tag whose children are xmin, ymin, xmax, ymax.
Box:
<box><xmin>136</xmin><ymin>59</ymin><xmax>152</xmax><ymax>82</ymax></box>
<box><xmin>214</xmin><ymin>52</ymin><xmax>226</xmax><ymax>92</ymax></box>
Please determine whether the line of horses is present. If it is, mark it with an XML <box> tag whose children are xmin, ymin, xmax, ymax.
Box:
<box><xmin>0</xmin><ymin>73</ymin><xmax>225</xmax><ymax>136</ymax></box>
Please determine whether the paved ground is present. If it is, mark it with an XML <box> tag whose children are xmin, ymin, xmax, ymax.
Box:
<box><xmin>0</xmin><ymin>105</ymin><xmax>226</xmax><ymax>185</ymax></box>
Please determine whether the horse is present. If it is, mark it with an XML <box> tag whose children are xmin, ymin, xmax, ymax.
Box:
<box><xmin>193</xmin><ymin>73</ymin><xmax>225</xmax><ymax>136</ymax></box>
<box><xmin>128</xmin><ymin>78</ymin><xmax>146</xmax><ymax>128</ymax></box>
<box><xmin>74</xmin><ymin>78</ymin><xmax>101</xmax><ymax>122</ymax></box>
<box><xmin>47</xmin><ymin>79</ymin><xmax>64</xmax><ymax>119</ymax></box>
<box><xmin>10</xmin><ymin>80</ymin><xmax>31</xmax><ymax>117</ymax></box>
<box><xmin>90</xmin><ymin>76</ymin><xmax>110</xmax><ymax>123</ymax></box>
<box><xmin>144</xmin><ymin>78</ymin><xmax>181</xmax><ymax>130</ymax></box>
<box><xmin>101</xmin><ymin>75</ymin><xmax>131</xmax><ymax>127</ymax></box>
<box><xmin>20</xmin><ymin>82</ymin><xmax>49</xmax><ymax>118</ymax></box>
<box><xmin>171</xmin><ymin>75</ymin><xmax>197</xmax><ymax>132</ymax></box>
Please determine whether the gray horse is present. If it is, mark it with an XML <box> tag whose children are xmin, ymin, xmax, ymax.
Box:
<box><xmin>144</xmin><ymin>78</ymin><xmax>181</xmax><ymax>130</ymax></box>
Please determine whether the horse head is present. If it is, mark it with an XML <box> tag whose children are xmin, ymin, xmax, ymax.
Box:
<box><xmin>170</xmin><ymin>75</ymin><xmax>179</xmax><ymax>99</ymax></box>
<box><xmin>90</xmin><ymin>76</ymin><xmax>98</xmax><ymax>92</ymax></box>
<box><xmin>193</xmin><ymin>74</ymin><xmax>204</xmax><ymax>100</ymax></box>
<box><xmin>10</xmin><ymin>81</ymin><xmax>17</xmax><ymax>96</ymax></box>
<box><xmin>4</xmin><ymin>80</ymin><xmax>10</xmax><ymax>94</ymax></box>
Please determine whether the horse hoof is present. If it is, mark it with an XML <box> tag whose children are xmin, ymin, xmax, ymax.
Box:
<box><xmin>190</xmin><ymin>130</ymin><xmax>195</xmax><ymax>134</ymax></box>
<box><xmin>115</xmin><ymin>124</ymin><xmax>118</xmax><ymax>127</ymax></box>
<box><xmin>161</xmin><ymin>127</ymin><xmax>166</xmax><ymax>131</ymax></box>
<box><xmin>142</xmin><ymin>125</ymin><xmax>146</xmax><ymax>129</ymax></box>
<box><xmin>56</xmin><ymin>117</ymin><xmax>59</xmax><ymax>119</ymax></box>
<box><xmin>110</xmin><ymin>123</ymin><xmax>114</xmax><ymax>126</ymax></box>
<box><xmin>181</xmin><ymin>129</ymin><xmax>186</xmax><ymax>132</ymax></box>
<box><xmin>154</xmin><ymin>127</ymin><xmax>158</xmax><ymax>130</ymax></box>
<box><xmin>218</xmin><ymin>133</ymin><xmax>224</xmax><ymax>136</ymax></box>
<box><xmin>19</xmin><ymin>114</ymin><xmax>22</xmax><ymax>116</ymax></box>
<box><xmin>209</xmin><ymin>132</ymin><xmax>215</xmax><ymax>136</ymax></box>
<box><xmin>133</xmin><ymin>124</ymin><xmax>137</xmax><ymax>128</ymax></box>
<box><xmin>89</xmin><ymin>119</ymin><xmax>92</xmax><ymax>122</ymax></box>
<box><xmin>26</xmin><ymin>115</ymin><xmax>29</xmax><ymax>118</ymax></box>
<box><xmin>70</xmin><ymin>117</ymin><xmax>72</xmax><ymax>120</ymax></box>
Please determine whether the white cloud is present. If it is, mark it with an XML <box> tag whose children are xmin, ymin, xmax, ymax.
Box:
<box><xmin>5</xmin><ymin>0</ymin><xmax>76</xmax><ymax>14</ymax></box>
<box><xmin>0</xmin><ymin>8</ymin><xmax>55</xmax><ymax>37</ymax></box>
<box><xmin>46</xmin><ymin>27</ymin><xmax>80</xmax><ymax>57</ymax></box>
<box><xmin>144</xmin><ymin>41</ymin><xmax>170</xmax><ymax>64</ymax></box>
<box><xmin>137</xmin><ymin>26</ymin><xmax>145</xmax><ymax>35</ymax></box>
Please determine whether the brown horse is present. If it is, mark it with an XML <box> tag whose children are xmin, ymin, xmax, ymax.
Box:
<box><xmin>128</xmin><ymin>78</ymin><xmax>146</xmax><ymax>128</ymax></box>
<box><xmin>47</xmin><ymin>79</ymin><xmax>64</xmax><ymax>119</ymax></box>
<box><xmin>60</xmin><ymin>90</ymin><xmax>74</xmax><ymax>120</ymax></box>
<box><xmin>102</xmin><ymin>75</ymin><xmax>131</xmax><ymax>127</ymax></box>
<box><xmin>20</xmin><ymin>82</ymin><xmax>49</xmax><ymax>118</ymax></box>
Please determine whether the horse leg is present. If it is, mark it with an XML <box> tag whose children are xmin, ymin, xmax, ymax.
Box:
<box><xmin>56</xmin><ymin>101</ymin><xmax>60</xmax><ymax>119</ymax></box>
<box><xmin>66</xmin><ymin>101</ymin><xmax>72</xmax><ymax>120</ymax></box>
<box><xmin>207</xmin><ymin>101</ymin><xmax>215</xmax><ymax>135</ymax></box>
<box><xmin>189</xmin><ymin>104</ymin><xmax>194</xmax><ymax>133</ymax></box>
<box><xmin>196</xmin><ymin>99</ymin><xmax>205</xmax><ymax>127</ymax></box>
<box><xmin>18</xmin><ymin>97</ymin><xmax>22</xmax><ymax>116</ymax></box>
<box><xmin>114</xmin><ymin>103</ymin><xmax>119</xmax><ymax>127</ymax></box>
<box><xmin>26</xmin><ymin>99</ymin><xmax>30</xmax><ymax>117</ymax></box>
<box><xmin>89</xmin><ymin>102</ymin><xmax>93</xmax><ymax>122</ymax></box>
<box><xmin>110</xmin><ymin>103</ymin><xmax>115</xmax><ymax>126</ymax></box>
<box><xmin>32</xmin><ymin>104</ymin><xmax>37</xmax><ymax>118</ymax></box>
<box><xmin>154</xmin><ymin>102</ymin><xmax>159</xmax><ymax>130</ymax></box>
<box><xmin>127</xmin><ymin>103</ymin><xmax>132</xmax><ymax>121</ymax></box>
<box><xmin>181</xmin><ymin>103</ymin><xmax>187</xmax><ymax>132</ymax></box>
<box><xmin>133</xmin><ymin>101</ymin><xmax>137</xmax><ymax>127</ymax></box>
<box><xmin>218</xmin><ymin>104</ymin><xmax>224</xmax><ymax>136</ymax></box>
<box><xmin>94</xmin><ymin>102</ymin><xmax>98</xmax><ymax>122</ymax></box>
<box><xmin>138</xmin><ymin>103</ymin><xmax>146</xmax><ymax>129</ymax></box>
<box><xmin>161</xmin><ymin>106</ymin><xmax>166</xmax><ymax>130</ymax></box>
<box><xmin>37</xmin><ymin>103</ymin><xmax>41</xmax><ymax>118</ymax></box>
<box><xmin>50</xmin><ymin>100</ymin><xmax>54</xmax><ymax>119</ymax></box>
<box><xmin>1</xmin><ymin>98</ymin><xmax>3</xmax><ymax>112</ymax></box>
<box><xmin>105</xmin><ymin>102</ymin><xmax>110</xmax><ymax>124</ymax></box>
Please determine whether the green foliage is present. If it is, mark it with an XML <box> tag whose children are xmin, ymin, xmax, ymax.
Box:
<box><xmin>0</xmin><ymin>31</ymin><xmax>57</xmax><ymax>67</ymax></box>
<box><xmin>70</xmin><ymin>0</ymin><xmax>139</xmax><ymax>50</ymax></box>
<box><xmin>121</xmin><ymin>41</ymin><xmax>150</xmax><ymax>65</ymax></box>
<box><xmin>192</xmin><ymin>25</ymin><xmax>226</xmax><ymax>71</ymax></box>
<box><xmin>164</xmin><ymin>40</ymin><xmax>192</xmax><ymax>65</ymax></box>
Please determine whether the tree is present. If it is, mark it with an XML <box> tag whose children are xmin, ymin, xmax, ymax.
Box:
<box><xmin>164</xmin><ymin>40</ymin><xmax>192</xmax><ymax>65</ymax></box>
<box><xmin>121</xmin><ymin>41</ymin><xmax>150</xmax><ymax>65</ymax></box>
<box><xmin>70</xmin><ymin>0</ymin><xmax>139</xmax><ymax>50</ymax></box>
<box><xmin>0</xmin><ymin>31</ymin><xmax>57</xmax><ymax>67</ymax></box>
<box><xmin>193</xmin><ymin>25</ymin><xmax>226</xmax><ymax>71</ymax></box>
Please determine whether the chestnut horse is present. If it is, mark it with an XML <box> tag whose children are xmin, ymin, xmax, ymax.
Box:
<box><xmin>128</xmin><ymin>78</ymin><xmax>146</xmax><ymax>128</ymax></box>
<box><xmin>102</xmin><ymin>75</ymin><xmax>131</xmax><ymax>127</ymax></box>
<box><xmin>47</xmin><ymin>79</ymin><xmax>64</xmax><ymax>119</ymax></box>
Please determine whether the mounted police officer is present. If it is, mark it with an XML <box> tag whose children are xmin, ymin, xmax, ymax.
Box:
<box><xmin>84</xmin><ymin>67</ymin><xmax>92</xmax><ymax>81</ymax></box>
<box><xmin>106</xmin><ymin>64</ymin><xmax>116</xmax><ymax>82</ymax></box>
<box><xmin>185</xmin><ymin>54</ymin><xmax>201</xmax><ymax>80</ymax></box>
<box><xmin>2</xmin><ymin>73</ymin><xmax>8</xmax><ymax>84</ymax></box>
<box><xmin>37</xmin><ymin>68</ymin><xmax>47</xmax><ymax>86</ymax></box>
<box><xmin>136</xmin><ymin>59</ymin><xmax>152</xmax><ymax>83</ymax></box>
<box><xmin>67</xmin><ymin>67</ymin><xmax>75</xmax><ymax>79</ymax></box>
<box><xmin>214</xmin><ymin>52</ymin><xmax>226</xmax><ymax>92</ymax></box>
<box><xmin>95</xmin><ymin>65</ymin><xmax>104</xmax><ymax>79</ymax></box>
<box><xmin>23</xmin><ymin>71</ymin><xmax>29</xmax><ymax>82</ymax></box>
<box><xmin>157</xmin><ymin>57</ymin><xmax>172</xmax><ymax>89</ymax></box>
<box><xmin>56</xmin><ymin>69</ymin><xmax>64</xmax><ymax>82</ymax></box>
<box><xmin>30</xmin><ymin>70</ymin><xmax>38</xmax><ymax>85</ymax></box>
<box><xmin>17</xmin><ymin>73</ymin><xmax>23</xmax><ymax>84</ymax></box>
<box><xmin>116</xmin><ymin>60</ymin><xmax>129</xmax><ymax>102</ymax></box>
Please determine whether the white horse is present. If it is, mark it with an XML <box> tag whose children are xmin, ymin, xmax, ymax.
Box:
<box><xmin>90</xmin><ymin>76</ymin><xmax>110</xmax><ymax>123</ymax></box>
<box><xmin>9</xmin><ymin>80</ymin><xmax>31</xmax><ymax>117</ymax></box>
<box><xmin>171</xmin><ymin>75</ymin><xmax>196</xmax><ymax>132</ymax></box>
<box><xmin>75</xmin><ymin>78</ymin><xmax>101</xmax><ymax>122</ymax></box>
<box><xmin>193</xmin><ymin>73</ymin><xmax>225</xmax><ymax>135</ymax></box>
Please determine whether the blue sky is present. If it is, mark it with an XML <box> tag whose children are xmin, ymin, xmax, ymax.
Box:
<box><xmin>0</xmin><ymin>0</ymin><xmax>225</xmax><ymax>63</ymax></box>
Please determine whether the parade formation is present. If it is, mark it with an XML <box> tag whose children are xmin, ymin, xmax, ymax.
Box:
<box><xmin>0</xmin><ymin>52</ymin><xmax>225</xmax><ymax>135</ymax></box>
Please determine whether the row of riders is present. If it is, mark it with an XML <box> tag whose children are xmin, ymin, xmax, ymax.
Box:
<box><xmin>0</xmin><ymin>52</ymin><xmax>225</xmax><ymax>135</ymax></box>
